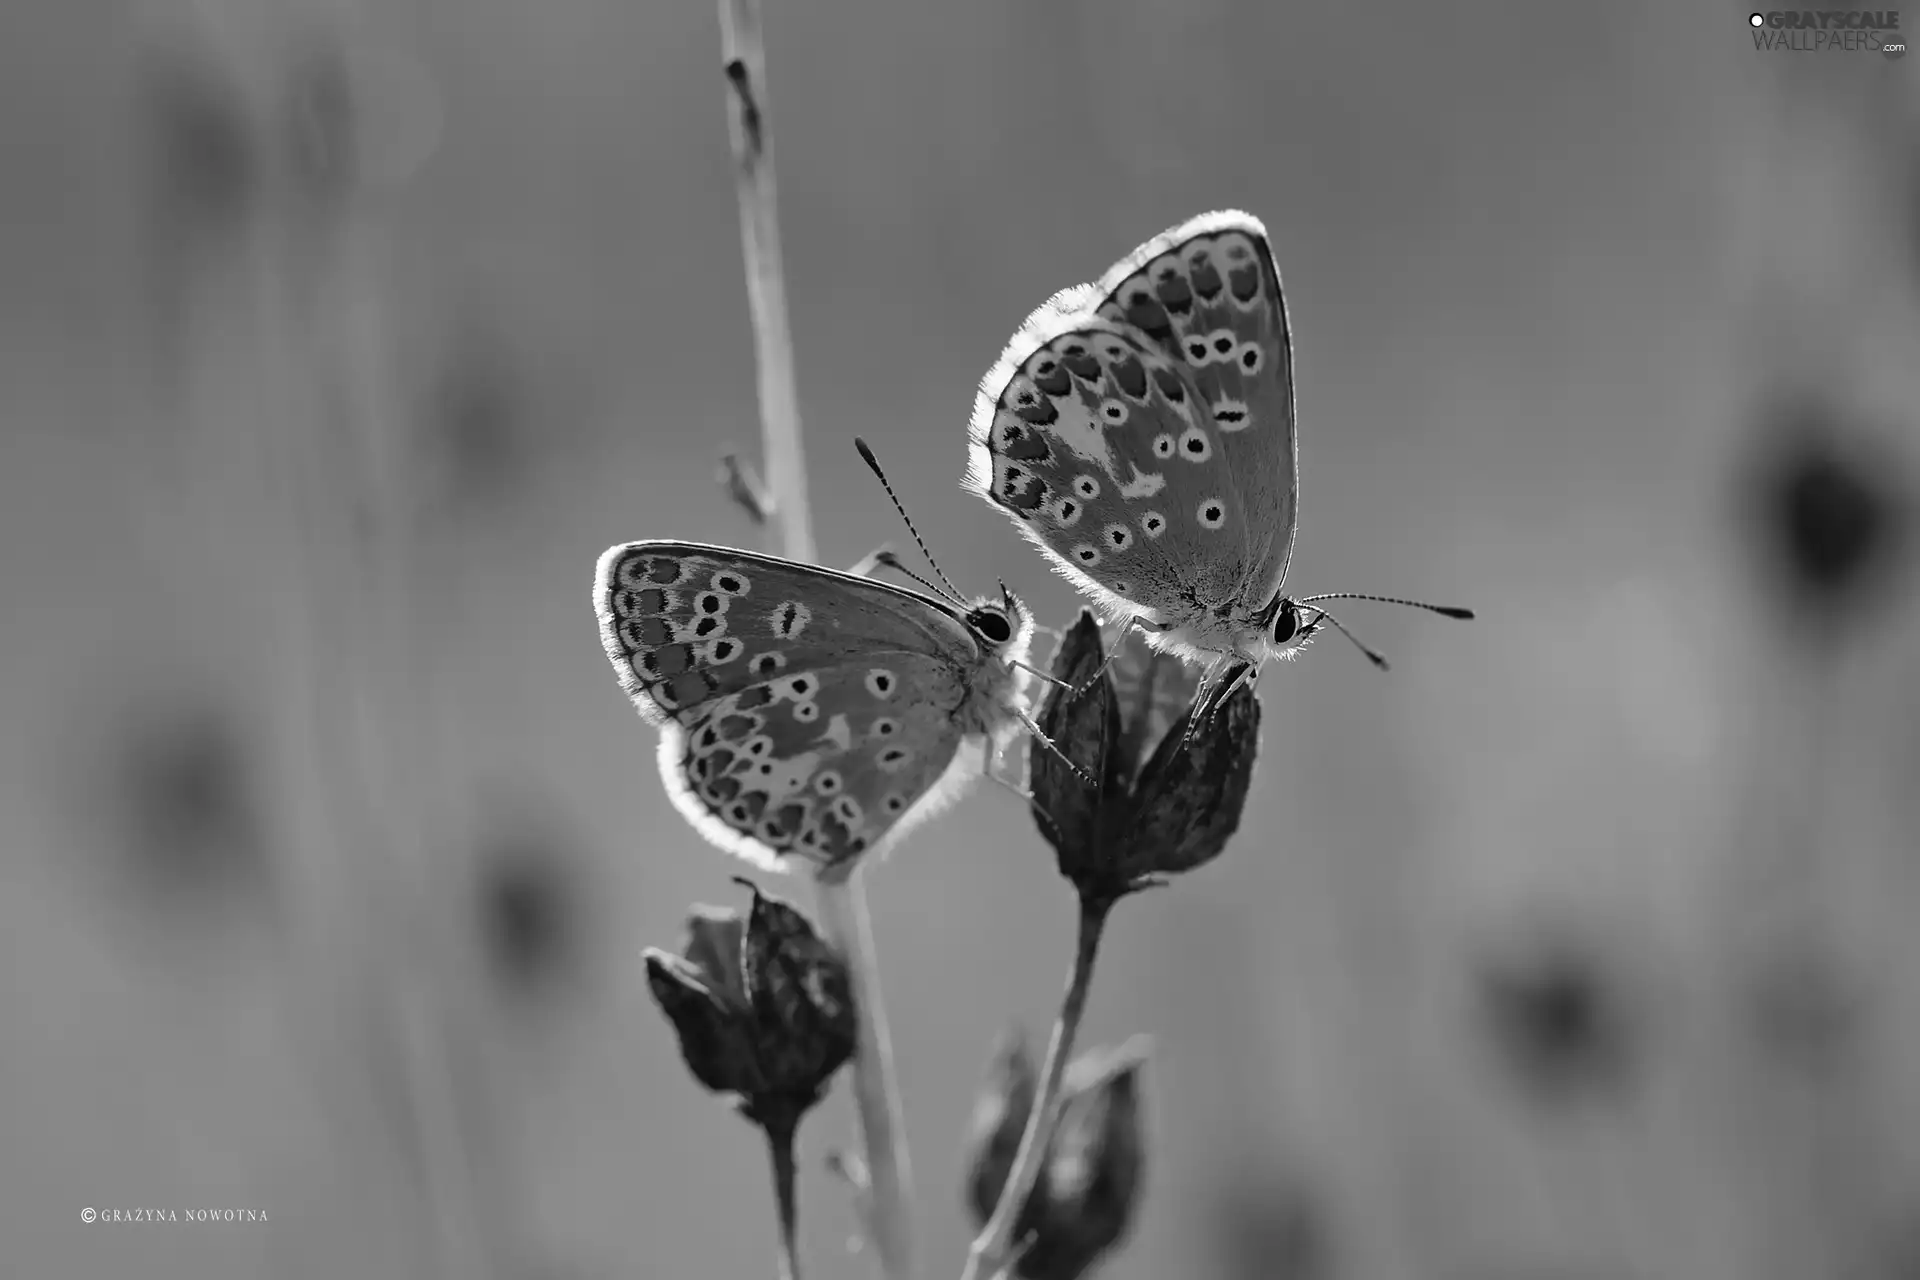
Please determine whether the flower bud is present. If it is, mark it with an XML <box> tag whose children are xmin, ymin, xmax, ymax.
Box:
<box><xmin>1026</xmin><ymin>612</ymin><xmax>1125</xmax><ymax>880</ymax></box>
<box><xmin>964</xmin><ymin>1035</ymin><xmax>1150</xmax><ymax>1280</ymax></box>
<box><xmin>643</xmin><ymin>879</ymin><xmax>854</xmax><ymax>1127</ymax></box>
<box><xmin>1027</xmin><ymin>610</ymin><xmax>1261</xmax><ymax>902</ymax></box>
<box><xmin>1119</xmin><ymin>681</ymin><xmax>1260</xmax><ymax>880</ymax></box>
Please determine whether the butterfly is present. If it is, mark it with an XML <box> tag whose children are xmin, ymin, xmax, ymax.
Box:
<box><xmin>965</xmin><ymin>209</ymin><xmax>1471</xmax><ymax>715</ymax></box>
<box><xmin>594</xmin><ymin>540</ymin><xmax>1039</xmax><ymax>877</ymax></box>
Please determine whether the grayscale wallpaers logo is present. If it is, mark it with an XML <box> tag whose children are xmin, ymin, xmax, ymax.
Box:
<box><xmin>1749</xmin><ymin>10</ymin><xmax>1907</xmax><ymax>57</ymax></box>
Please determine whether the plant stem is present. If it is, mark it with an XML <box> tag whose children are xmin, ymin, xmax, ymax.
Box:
<box><xmin>764</xmin><ymin>1116</ymin><xmax>803</xmax><ymax>1280</ymax></box>
<box><xmin>712</xmin><ymin>2</ymin><xmax>913</xmax><ymax>1276</ymax></box>
<box><xmin>962</xmin><ymin>896</ymin><xmax>1114</xmax><ymax>1280</ymax></box>
<box><xmin>815</xmin><ymin>873</ymin><xmax>915</xmax><ymax>1278</ymax></box>
<box><xmin>717</xmin><ymin>0</ymin><xmax>814</xmax><ymax>565</ymax></box>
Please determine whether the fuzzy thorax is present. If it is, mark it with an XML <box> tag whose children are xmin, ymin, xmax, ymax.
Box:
<box><xmin>954</xmin><ymin>601</ymin><xmax>1036</xmax><ymax>745</ymax></box>
<box><xmin>1143</xmin><ymin>616</ymin><xmax>1312</xmax><ymax>668</ymax></box>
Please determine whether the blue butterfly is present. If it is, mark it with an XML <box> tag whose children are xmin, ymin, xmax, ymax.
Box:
<box><xmin>966</xmin><ymin>209</ymin><xmax>1470</xmax><ymax>712</ymax></box>
<box><xmin>595</xmin><ymin>540</ymin><xmax>1039</xmax><ymax>877</ymax></box>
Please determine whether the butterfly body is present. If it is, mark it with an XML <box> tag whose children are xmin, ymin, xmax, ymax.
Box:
<box><xmin>595</xmin><ymin>540</ymin><xmax>1034</xmax><ymax>877</ymax></box>
<box><xmin>966</xmin><ymin>210</ymin><xmax>1320</xmax><ymax>680</ymax></box>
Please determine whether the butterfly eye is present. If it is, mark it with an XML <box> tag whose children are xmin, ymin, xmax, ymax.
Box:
<box><xmin>1238</xmin><ymin>343</ymin><xmax>1264</xmax><ymax>374</ymax></box>
<box><xmin>1140</xmin><ymin>511</ymin><xmax>1167</xmax><ymax>539</ymax></box>
<box><xmin>1271</xmin><ymin>601</ymin><xmax>1299</xmax><ymax>644</ymax></box>
<box><xmin>1074</xmin><ymin>475</ymin><xmax>1101</xmax><ymax>499</ymax></box>
<box><xmin>1196</xmin><ymin>499</ymin><xmax>1227</xmax><ymax>531</ymax></box>
<box><xmin>1152</xmin><ymin>433</ymin><xmax>1175</xmax><ymax>459</ymax></box>
<box><xmin>968</xmin><ymin>608</ymin><xmax>1013</xmax><ymax>645</ymax></box>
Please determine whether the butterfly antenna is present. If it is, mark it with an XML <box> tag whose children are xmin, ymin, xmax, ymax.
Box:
<box><xmin>853</xmin><ymin>437</ymin><xmax>965</xmax><ymax>601</ymax></box>
<box><xmin>871</xmin><ymin>548</ymin><xmax>960</xmax><ymax>603</ymax></box>
<box><xmin>1298</xmin><ymin>592</ymin><xmax>1475</xmax><ymax>620</ymax></box>
<box><xmin>1304</xmin><ymin>607</ymin><xmax>1392</xmax><ymax>671</ymax></box>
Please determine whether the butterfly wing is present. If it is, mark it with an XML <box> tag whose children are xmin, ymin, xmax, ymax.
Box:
<box><xmin>596</xmin><ymin>541</ymin><xmax>998</xmax><ymax>873</ymax></box>
<box><xmin>966</xmin><ymin>210</ymin><xmax>1299</xmax><ymax>627</ymax></box>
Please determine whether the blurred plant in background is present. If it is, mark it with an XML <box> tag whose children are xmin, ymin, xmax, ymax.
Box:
<box><xmin>962</xmin><ymin>1033</ymin><xmax>1149</xmax><ymax>1280</ymax></box>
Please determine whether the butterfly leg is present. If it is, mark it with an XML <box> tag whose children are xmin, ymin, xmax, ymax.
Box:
<box><xmin>1190</xmin><ymin>659</ymin><xmax>1257</xmax><ymax>740</ymax></box>
<box><xmin>1014</xmin><ymin>706</ymin><xmax>1097</xmax><ymax>788</ymax></box>
<box><xmin>1008</xmin><ymin>657</ymin><xmax>1074</xmax><ymax>692</ymax></box>
<box><xmin>1176</xmin><ymin>655</ymin><xmax>1259</xmax><ymax>753</ymax></box>
<box><xmin>1070</xmin><ymin>615</ymin><xmax>1170</xmax><ymax>702</ymax></box>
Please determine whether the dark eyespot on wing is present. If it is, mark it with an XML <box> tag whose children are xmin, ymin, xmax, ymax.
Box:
<box><xmin>1228</xmin><ymin>263</ymin><xmax>1261</xmax><ymax>304</ymax></box>
<box><xmin>1124</xmin><ymin>291</ymin><xmax>1172</xmax><ymax>337</ymax></box>
<box><xmin>1190</xmin><ymin>257</ymin><xmax>1223</xmax><ymax>299</ymax></box>
<box><xmin>1032</xmin><ymin>361</ymin><xmax>1072</xmax><ymax>396</ymax></box>
<box><xmin>1002</xmin><ymin>428</ymin><xmax>1052</xmax><ymax>462</ymax></box>
<box><xmin>1108</xmin><ymin>353</ymin><xmax>1148</xmax><ymax>399</ymax></box>
<box><xmin>1155</xmin><ymin>269</ymin><xmax>1193</xmax><ymax>314</ymax></box>
<box><xmin>666</xmin><ymin>670</ymin><xmax>715</xmax><ymax>705</ymax></box>
<box><xmin>1015</xmin><ymin>395</ymin><xmax>1059</xmax><ymax>426</ymax></box>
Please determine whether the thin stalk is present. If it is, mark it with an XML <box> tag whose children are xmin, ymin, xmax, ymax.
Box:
<box><xmin>814</xmin><ymin>872</ymin><xmax>914</xmax><ymax>1277</ymax></box>
<box><xmin>712</xmin><ymin>2</ymin><xmax>913</xmax><ymax>1276</ymax></box>
<box><xmin>717</xmin><ymin>0</ymin><xmax>814</xmax><ymax>565</ymax></box>
<box><xmin>962</xmin><ymin>897</ymin><xmax>1113</xmax><ymax>1280</ymax></box>
<box><xmin>765</xmin><ymin>1116</ymin><xmax>803</xmax><ymax>1280</ymax></box>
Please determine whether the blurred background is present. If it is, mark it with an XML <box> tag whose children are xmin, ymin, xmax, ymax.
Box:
<box><xmin>4</xmin><ymin>0</ymin><xmax>1919</xmax><ymax>1276</ymax></box>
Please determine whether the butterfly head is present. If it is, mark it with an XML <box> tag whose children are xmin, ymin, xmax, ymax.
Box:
<box><xmin>961</xmin><ymin>581</ymin><xmax>1034</xmax><ymax>661</ymax></box>
<box><xmin>1254</xmin><ymin>596</ymin><xmax>1322</xmax><ymax>663</ymax></box>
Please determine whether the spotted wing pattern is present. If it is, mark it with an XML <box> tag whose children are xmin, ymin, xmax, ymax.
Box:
<box><xmin>596</xmin><ymin>541</ymin><xmax>1000</xmax><ymax>872</ymax></box>
<box><xmin>965</xmin><ymin>210</ymin><xmax>1299</xmax><ymax>630</ymax></box>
